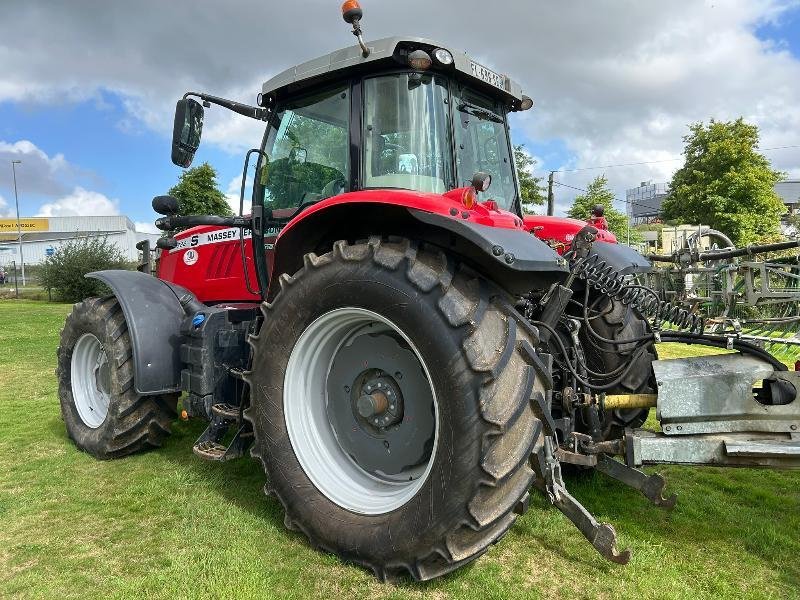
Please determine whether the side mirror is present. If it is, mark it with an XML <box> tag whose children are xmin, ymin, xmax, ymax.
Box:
<box><xmin>171</xmin><ymin>98</ymin><xmax>204</xmax><ymax>167</ymax></box>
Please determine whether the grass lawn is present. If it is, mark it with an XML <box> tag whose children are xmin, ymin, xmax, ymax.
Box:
<box><xmin>1</xmin><ymin>300</ymin><xmax>798</xmax><ymax>599</ymax></box>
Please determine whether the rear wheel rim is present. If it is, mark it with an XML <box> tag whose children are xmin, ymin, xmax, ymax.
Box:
<box><xmin>71</xmin><ymin>333</ymin><xmax>111</xmax><ymax>428</ymax></box>
<box><xmin>284</xmin><ymin>307</ymin><xmax>439</xmax><ymax>515</ymax></box>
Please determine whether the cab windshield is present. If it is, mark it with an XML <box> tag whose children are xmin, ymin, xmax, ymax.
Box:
<box><xmin>258</xmin><ymin>74</ymin><xmax>519</xmax><ymax>212</ymax></box>
<box><xmin>363</xmin><ymin>75</ymin><xmax>517</xmax><ymax>210</ymax></box>
<box><xmin>362</xmin><ymin>73</ymin><xmax>452</xmax><ymax>194</ymax></box>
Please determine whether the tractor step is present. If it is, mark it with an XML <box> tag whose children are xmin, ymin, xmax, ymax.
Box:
<box><xmin>211</xmin><ymin>403</ymin><xmax>240</xmax><ymax>421</ymax></box>
<box><xmin>192</xmin><ymin>423</ymin><xmax>253</xmax><ymax>462</ymax></box>
<box><xmin>192</xmin><ymin>440</ymin><xmax>228</xmax><ymax>460</ymax></box>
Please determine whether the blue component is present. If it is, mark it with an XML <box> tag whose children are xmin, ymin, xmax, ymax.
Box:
<box><xmin>192</xmin><ymin>313</ymin><xmax>206</xmax><ymax>328</ymax></box>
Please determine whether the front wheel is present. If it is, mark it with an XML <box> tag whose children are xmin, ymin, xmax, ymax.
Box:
<box><xmin>245</xmin><ymin>238</ymin><xmax>548</xmax><ymax>581</ymax></box>
<box><xmin>57</xmin><ymin>297</ymin><xmax>178</xmax><ymax>459</ymax></box>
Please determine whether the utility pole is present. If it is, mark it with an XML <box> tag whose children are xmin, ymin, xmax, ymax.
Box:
<box><xmin>547</xmin><ymin>171</ymin><xmax>555</xmax><ymax>216</ymax></box>
<box><xmin>11</xmin><ymin>160</ymin><xmax>25</xmax><ymax>286</ymax></box>
<box><xmin>627</xmin><ymin>198</ymin><xmax>631</xmax><ymax>246</ymax></box>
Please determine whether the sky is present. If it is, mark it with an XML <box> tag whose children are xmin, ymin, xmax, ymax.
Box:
<box><xmin>0</xmin><ymin>0</ymin><xmax>799</xmax><ymax>233</ymax></box>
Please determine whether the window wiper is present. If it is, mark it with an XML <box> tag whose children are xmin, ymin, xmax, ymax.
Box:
<box><xmin>457</xmin><ymin>102</ymin><xmax>503</xmax><ymax>124</ymax></box>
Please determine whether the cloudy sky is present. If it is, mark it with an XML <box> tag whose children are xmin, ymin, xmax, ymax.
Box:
<box><xmin>1</xmin><ymin>0</ymin><xmax>799</xmax><ymax>231</ymax></box>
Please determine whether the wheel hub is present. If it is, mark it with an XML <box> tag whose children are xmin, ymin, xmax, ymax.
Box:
<box><xmin>283</xmin><ymin>307</ymin><xmax>439</xmax><ymax>514</ymax></box>
<box><xmin>70</xmin><ymin>332</ymin><xmax>111</xmax><ymax>429</ymax></box>
<box><xmin>327</xmin><ymin>328</ymin><xmax>435</xmax><ymax>481</ymax></box>
<box><xmin>355</xmin><ymin>372</ymin><xmax>404</xmax><ymax>428</ymax></box>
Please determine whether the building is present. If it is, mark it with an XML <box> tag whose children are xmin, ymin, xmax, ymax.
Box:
<box><xmin>0</xmin><ymin>216</ymin><xmax>160</xmax><ymax>267</ymax></box>
<box><xmin>775</xmin><ymin>179</ymin><xmax>800</xmax><ymax>214</ymax></box>
<box><xmin>626</xmin><ymin>181</ymin><xmax>668</xmax><ymax>224</ymax></box>
<box><xmin>626</xmin><ymin>179</ymin><xmax>800</xmax><ymax>225</ymax></box>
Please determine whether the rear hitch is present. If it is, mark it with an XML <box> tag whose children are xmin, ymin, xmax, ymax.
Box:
<box><xmin>538</xmin><ymin>436</ymin><xmax>631</xmax><ymax>564</ymax></box>
<box><xmin>595</xmin><ymin>453</ymin><xmax>676</xmax><ymax>509</ymax></box>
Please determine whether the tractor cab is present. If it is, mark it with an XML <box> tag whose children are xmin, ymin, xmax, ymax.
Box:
<box><xmin>252</xmin><ymin>35</ymin><xmax>533</xmax><ymax>213</ymax></box>
<box><xmin>171</xmin><ymin>28</ymin><xmax>533</xmax><ymax>211</ymax></box>
<box><xmin>163</xmin><ymin>8</ymin><xmax>537</xmax><ymax>300</ymax></box>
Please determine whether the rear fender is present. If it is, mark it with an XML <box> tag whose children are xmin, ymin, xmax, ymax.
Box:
<box><xmin>589</xmin><ymin>240</ymin><xmax>651</xmax><ymax>275</ymax></box>
<box><xmin>87</xmin><ymin>270</ymin><xmax>189</xmax><ymax>395</ymax></box>
<box><xmin>269</xmin><ymin>200</ymin><xmax>568</xmax><ymax>298</ymax></box>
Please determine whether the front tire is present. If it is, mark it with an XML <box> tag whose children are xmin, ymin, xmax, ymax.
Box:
<box><xmin>245</xmin><ymin>238</ymin><xmax>548</xmax><ymax>581</ymax></box>
<box><xmin>57</xmin><ymin>297</ymin><xmax>178</xmax><ymax>459</ymax></box>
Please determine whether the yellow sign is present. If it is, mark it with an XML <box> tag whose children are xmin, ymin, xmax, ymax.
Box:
<box><xmin>0</xmin><ymin>218</ymin><xmax>49</xmax><ymax>233</ymax></box>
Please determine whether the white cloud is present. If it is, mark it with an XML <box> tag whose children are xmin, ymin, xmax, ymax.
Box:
<box><xmin>0</xmin><ymin>195</ymin><xmax>13</xmax><ymax>218</ymax></box>
<box><xmin>224</xmin><ymin>174</ymin><xmax>252</xmax><ymax>215</ymax></box>
<box><xmin>134</xmin><ymin>221</ymin><xmax>160</xmax><ymax>234</ymax></box>
<box><xmin>0</xmin><ymin>139</ymin><xmax>78</xmax><ymax>198</ymax></box>
<box><xmin>37</xmin><ymin>187</ymin><xmax>120</xmax><ymax>217</ymax></box>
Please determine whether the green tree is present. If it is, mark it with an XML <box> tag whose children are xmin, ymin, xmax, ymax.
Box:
<box><xmin>662</xmin><ymin>118</ymin><xmax>785</xmax><ymax>246</ymax></box>
<box><xmin>169</xmin><ymin>162</ymin><xmax>233</xmax><ymax>218</ymax></box>
<box><xmin>40</xmin><ymin>237</ymin><xmax>131</xmax><ymax>302</ymax></box>
<box><xmin>566</xmin><ymin>174</ymin><xmax>638</xmax><ymax>242</ymax></box>
<box><xmin>513</xmin><ymin>144</ymin><xmax>546</xmax><ymax>213</ymax></box>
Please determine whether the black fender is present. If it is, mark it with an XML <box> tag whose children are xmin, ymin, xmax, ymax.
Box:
<box><xmin>408</xmin><ymin>209</ymin><xmax>568</xmax><ymax>272</ymax></box>
<box><xmin>589</xmin><ymin>240</ymin><xmax>651</xmax><ymax>275</ymax></box>
<box><xmin>269</xmin><ymin>203</ymin><xmax>568</xmax><ymax>298</ymax></box>
<box><xmin>87</xmin><ymin>270</ymin><xmax>189</xmax><ymax>395</ymax></box>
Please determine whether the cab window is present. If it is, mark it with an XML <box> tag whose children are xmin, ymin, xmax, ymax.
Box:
<box><xmin>260</xmin><ymin>85</ymin><xmax>350</xmax><ymax>209</ymax></box>
<box><xmin>362</xmin><ymin>74</ymin><xmax>452</xmax><ymax>194</ymax></box>
<box><xmin>453</xmin><ymin>87</ymin><xmax>517</xmax><ymax>210</ymax></box>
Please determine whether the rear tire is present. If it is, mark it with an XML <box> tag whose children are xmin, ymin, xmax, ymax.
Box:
<box><xmin>57</xmin><ymin>297</ymin><xmax>178</xmax><ymax>459</ymax></box>
<box><xmin>579</xmin><ymin>295</ymin><xmax>656</xmax><ymax>439</ymax></box>
<box><xmin>245</xmin><ymin>237</ymin><xmax>548</xmax><ymax>581</ymax></box>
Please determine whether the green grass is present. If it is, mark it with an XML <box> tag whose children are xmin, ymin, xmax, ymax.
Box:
<box><xmin>1</xmin><ymin>300</ymin><xmax>798</xmax><ymax>599</ymax></box>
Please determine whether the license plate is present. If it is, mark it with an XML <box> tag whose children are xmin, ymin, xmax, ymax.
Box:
<box><xmin>469</xmin><ymin>60</ymin><xmax>507</xmax><ymax>91</ymax></box>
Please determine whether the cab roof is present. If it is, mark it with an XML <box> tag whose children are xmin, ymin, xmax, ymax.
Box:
<box><xmin>261</xmin><ymin>36</ymin><xmax>528</xmax><ymax>109</ymax></box>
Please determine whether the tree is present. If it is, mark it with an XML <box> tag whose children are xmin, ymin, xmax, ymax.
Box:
<box><xmin>513</xmin><ymin>144</ymin><xmax>546</xmax><ymax>213</ymax></box>
<box><xmin>662</xmin><ymin>118</ymin><xmax>785</xmax><ymax>246</ymax></box>
<box><xmin>40</xmin><ymin>237</ymin><xmax>131</xmax><ymax>302</ymax></box>
<box><xmin>567</xmin><ymin>174</ymin><xmax>638</xmax><ymax>242</ymax></box>
<box><xmin>169</xmin><ymin>162</ymin><xmax>233</xmax><ymax>218</ymax></box>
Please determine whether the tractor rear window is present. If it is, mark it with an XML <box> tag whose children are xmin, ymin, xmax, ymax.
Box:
<box><xmin>260</xmin><ymin>85</ymin><xmax>350</xmax><ymax>209</ymax></box>
<box><xmin>362</xmin><ymin>74</ymin><xmax>452</xmax><ymax>194</ymax></box>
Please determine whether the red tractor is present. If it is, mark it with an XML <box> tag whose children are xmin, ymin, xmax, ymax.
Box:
<box><xmin>56</xmin><ymin>2</ymin><xmax>799</xmax><ymax>581</ymax></box>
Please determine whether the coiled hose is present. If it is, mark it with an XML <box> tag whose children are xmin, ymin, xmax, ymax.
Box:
<box><xmin>564</xmin><ymin>249</ymin><xmax>704</xmax><ymax>333</ymax></box>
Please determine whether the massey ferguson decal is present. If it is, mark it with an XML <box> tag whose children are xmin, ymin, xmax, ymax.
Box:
<box><xmin>170</xmin><ymin>225</ymin><xmax>283</xmax><ymax>253</ymax></box>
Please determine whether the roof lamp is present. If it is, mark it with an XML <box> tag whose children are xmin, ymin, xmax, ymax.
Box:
<box><xmin>341</xmin><ymin>0</ymin><xmax>363</xmax><ymax>23</ymax></box>
<box><xmin>432</xmin><ymin>48</ymin><xmax>454</xmax><ymax>65</ymax></box>
<box><xmin>520</xmin><ymin>95</ymin><xmax>534</xmax><ymax>110</ymax></box>
<box><xmin>407</xmin><ymin>50</ymin><xmax>432</xmax><ymax>70</ymax></box>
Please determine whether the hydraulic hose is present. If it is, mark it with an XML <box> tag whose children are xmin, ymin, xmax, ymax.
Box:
<box><xmin>658</xmin><ymin>331</ymin><xmax>788</xmax><ymax>371</ymax></box>
<box><xmin>565</xmin><ymin>249</ymin><xmax>704</xmax><ymax>332</ymax></box>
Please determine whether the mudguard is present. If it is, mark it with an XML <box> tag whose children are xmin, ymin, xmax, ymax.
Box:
<box><xmin>409</xmin><ymin>209</ymin><xmax>569</xmax><ymax>274</ymax></box>
<box><xmin>588</xmin><ymin>240</ymin><xmax>651</xmax><ymax>275</ymax></box>
<box><xmin>87</xmin><ymin>270</ymin><xmax>188</xmax><ymax>395</ymax></box>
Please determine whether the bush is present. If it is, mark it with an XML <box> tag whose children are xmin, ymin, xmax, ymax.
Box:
<box><xmin>40</xmin><ymin>237</ymin><xmax>132</xmax><ymax>302</ymax></box>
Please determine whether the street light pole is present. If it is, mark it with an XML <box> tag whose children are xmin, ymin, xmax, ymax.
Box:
<box><xmin>11</xmin><ymin>160</ymin><xmax>25</xmax><ymax>286</ymax></box>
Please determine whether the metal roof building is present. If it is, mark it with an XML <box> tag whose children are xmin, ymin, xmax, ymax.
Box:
<box><xmin>0</xmin><ymin>215</ymin><xmax>160</xmax><ymax>267</ymax></box>
<box><xmin>775</xmin><ymin>179</ymin><xmax>800</xmax><ymax>212</ymax></box>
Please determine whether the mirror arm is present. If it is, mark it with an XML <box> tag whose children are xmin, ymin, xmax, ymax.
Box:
<box><xmin>155</xmin><ymin>214</ymin><xmax>251</xmax><ymax>231</ymax></box>
<box><xmin>183</xmin><ymin>91</ymin><xmax>270</xmax><ymax>121</ymax></box>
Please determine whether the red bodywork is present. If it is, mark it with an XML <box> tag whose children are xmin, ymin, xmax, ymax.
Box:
<box><xmin>157</xmin><ymin>190</ymin><xmax>617</xmax><ymax>303</ymax></box>
<box><xmin>523</xmin><ymin>214</ymin><xmax>617</xmax><ymax>252</ymax></box>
